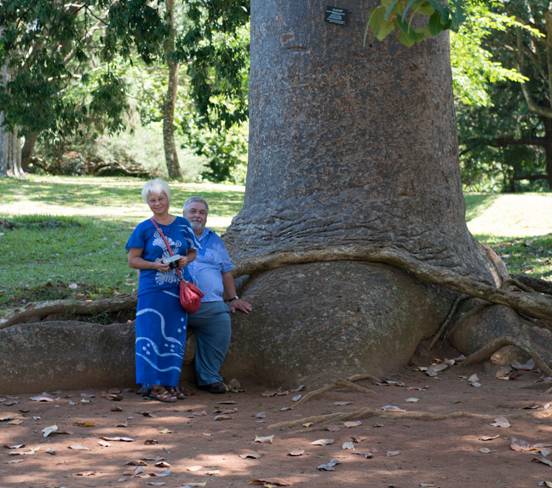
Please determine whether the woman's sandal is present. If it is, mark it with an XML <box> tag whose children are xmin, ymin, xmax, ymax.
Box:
<box><xmin>168</xmin><ymin>387</ymin><xmax>186</xmax><ymax>400</ymax></box>
<box><xmin>147</xmin><ymin>387</ymin><xmax>177</xmax><ymax>403</ymax></box>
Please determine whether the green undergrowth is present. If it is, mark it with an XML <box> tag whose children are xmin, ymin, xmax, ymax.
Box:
<box><xmin>0</xmin><ymin>215</ymin><xmax>136</xmax><ymax>310</ymax></box>
<box><xmin>476</xmin><ymin>234</ymin><xmax>552</xmax><ymax>280</ymax></box>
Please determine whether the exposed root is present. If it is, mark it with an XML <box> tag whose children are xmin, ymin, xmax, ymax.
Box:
<box><xmin>269</xmin><ymin>407</ymin><xmax>497</xmax><ymax>430</ymax></box>
<box><xmin>232</xmin><ymin>246</ymin><xmax>552</xmax><ymax>326</ymax></box>
<box><xmin>292</xmin><ymin>374</ymin><xmax>380</xmax><ymax>409</ymax></box>
<box><xmin>0</xmin><ymin>295</ymin><xmax>136</xmax><ymax>329</ymax></box>
<box><xmin>429</xmin><ymin>295</ymin><xmax>468</xmax><ymax>349</ymax></box>
<box><xmin>513</xmin><ymin>274</ymin><xmax>552</xmax><ymax>296</ymax></box>
<box><xmin>335</xmin><ymin>379</ymin><xmax>376</xmax><ymax>394</ymax></box>
<box><xmin>462</xmin><ymin>335</ymin><xmax>552</xmax><ymax>377</ymax></box>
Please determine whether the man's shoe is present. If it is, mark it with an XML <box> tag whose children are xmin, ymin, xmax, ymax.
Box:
<box><xmin>198</xmin><ymin>382</ymin><xmax>227</xmax><ymax>394</ymax></box>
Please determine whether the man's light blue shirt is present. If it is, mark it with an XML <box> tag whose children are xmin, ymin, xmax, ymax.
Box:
<box><xmin>187</xmin><ymin>229</ymin><xmax>234</xmax><ymax>302</ymax></box>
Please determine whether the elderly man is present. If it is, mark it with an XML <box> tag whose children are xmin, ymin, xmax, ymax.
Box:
<box><xmin>183</xmin><ymin>196</ymin><xmax>252</xmax><ymax>393</ymax></box>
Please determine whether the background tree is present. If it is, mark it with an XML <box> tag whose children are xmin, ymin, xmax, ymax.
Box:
<box><xmin>457</xmin><ymin>0</ymin><xmax>552</xmax><ymax>191</ymax></box>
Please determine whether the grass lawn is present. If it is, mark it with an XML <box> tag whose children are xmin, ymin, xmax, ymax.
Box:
<box><xmin>1</xmin><ymin>176</ymin><xmax>551</xmax><ymax>313</ymax></box>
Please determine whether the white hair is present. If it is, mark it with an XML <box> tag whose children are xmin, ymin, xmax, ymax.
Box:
<box><xmin>141</xmin><ymin>178</ymin><xmax>171</xmax><ymax>203</ymax></box>
<box><xmin>183</xmin><ymin>196</ymin><xmax>209</xmax><ymax>212</ymax></box>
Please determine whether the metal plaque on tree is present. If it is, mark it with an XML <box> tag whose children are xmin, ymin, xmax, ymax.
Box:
<box><xmin>325</xmin><ymin>6</ymin><xmax>348</xmax><ymax>25</ymax></box>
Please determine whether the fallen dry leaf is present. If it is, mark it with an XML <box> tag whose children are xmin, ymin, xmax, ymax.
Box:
<box><xmin>75</xmin><ymin>471</ymin><xmax>96</xmax><ymax>477</ymax></box>
<box><xmin>250</xmin><ymin>478</ymin><xmax>291</xmax><ymax>486</ymax></box>
<box><xmin>151</xmin><ymin>469</ymin><xmax>172</xmax><ymax>477</ymax></box>
<box><xmin>74</xmin><ymin>420</ymin><xmax>96</xmax><ymax>428</ymax></box>
<box><xmin>4</xmin><ymin>444</ymin><xmax>25</xmax><ymax>449</ymax></box>
<box><xmin>288</xmin><ymin>449</ymin><xmax>305</xmax><ymax>457</ymax></box>
<box><xmin>343</xmin><ymin>420</ymin><xmax>362</xmax><ymax>428</ymax></box>
<box><xmin>9</xmin><ymin>447</ymin><xmax>39</xmax><ymax>456</ymax></box>
<box><xmin>405</xmin><ymin>397</ymin><xmax>420</xmax><ymax>403</ymax></box>
<box><xmin>533</xmin><ymin>457</ymin><xmax>552</xmax><ymax>468</ymax></box>
<box><xmin>214</xmin><ymin>414</ymin><xmax>232</xmax><ymax>421</ymax></box>
<box><xmin>42</xmin><ymin>425</ymin><xmax>58</xmax><ymax>438</ymax></box>
<box><xmin>342</xmin><ymin>441</ymin><xmax>355</xmax><ymax>450</ymax></box>
<box><xmin>479</xmin><ymin>434</ymin><xmax>500</xmax><ymax>441</ymax></box>
<box><xmin>126</xmin><ymin>460</ymin><xmax>148</xmax><ymax>466</ymax></box>
<box><xmin>352</xmin><ymin>451</ymin><xmax>374</xmax><ymax>459</ymax></box>
<box><xmin>254</xmin><ymin>435</ymin><xmax>274</xmax><ymax>444</ymax></box>
<box><xmin>240</xmin><ymin>451</ymin><xmax>262</xmax><ymax>459</ymax></box>
<box><xmin>317</xmin><ymin>458</ymin><xmax>340</xmax><ymax>471</ymax></box>
<box><xmin>381</xmin><ymin>404</ymin><xmax>406</xmax><ymax>413</ymax></box>
<box><xmin>479</xmin><ymin>448</ymin><xmax>492</xmax><ymax>454</ymax></box>
<box><xmin>68</xmin><ymin>444</ymin><xmax>89</xmax><ymax>450</ymax></box>
<box><xmin>311</xmin><ymin>438</ymin><xmax>334</xmax><ymax>446</ymax></box>
<box><xmin>425</xmin><ymin>363</ymin><xmax>448</xmax><ymax>377</ymax></box>
<box><xmin>491</xmin><ymin>416</ymin><xmax>511</xmax><ymax>428</ymax></box>
<box><xmin>386</xmin><ymin>450</ymin><xmax>401</xmax><ymax>457</ymax></box>
<box><xmin>510</xmin><ymin>437</ymin><xmax>552</xmax><ymax>453</ymax></box>
<box><xmin>101</xmin><ymin>436</ymin><xmax>134</xmax><ymax>442</ymax></box>
<box><xmin>333</xmin><ymin>401</ymin><xmax>352</xmax><ymax>406</ymax></box>
<box><xmin>30</xmin><ymin>394</ymin><xmax>54</xmax><ymax>402</ymax></box>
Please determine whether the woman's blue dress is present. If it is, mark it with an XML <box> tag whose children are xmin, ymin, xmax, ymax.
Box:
<box><xmin>126</xmin><ymin>216</ymin><xmax>199</xmax><ymax>388</ymax></box>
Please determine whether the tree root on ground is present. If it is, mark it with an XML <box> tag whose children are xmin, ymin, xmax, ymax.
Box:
<box><xmin>232</xmin><ymin>246</ymin><xmax>552</xmax><ymax>326</ymax></box>
<box><xmin>0</xmin><ymin>295</ymin><xmax>136</xmax><ymax>329</ymax></box>
<box><xmin>269</xmin><ymin>407</ymin><xmax>501</xmax><ymax>430</ymax></box>
<box><xmin>429</xmin><ymin>295</ymin><xmax>469</xmax><ymax>349</ymax></box>
<box><xmin>292</xmin><ymin>374</ymin><xmax>379</xmax><ymax>409</ymax></box>
<box><xmin>462</xmin><ymin>335</ymin><xmax>552</xmax><ymax>377</ymax></box>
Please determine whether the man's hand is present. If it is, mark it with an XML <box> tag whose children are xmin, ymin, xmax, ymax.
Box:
<box><xmin>230</xmin><ymin>298</ymin><xmax>252</xmax><ymax>314</ymax></box>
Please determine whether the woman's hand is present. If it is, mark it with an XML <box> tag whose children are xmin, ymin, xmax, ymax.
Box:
<box><xmin>154</xmin><ymin>260</ymin><xmax>170</xmax><ymax>272</ymax></box>
<box><xmin>177</xmin><ymin>256</ymin><xmax>189</xmax><ymax>268</ymax></box>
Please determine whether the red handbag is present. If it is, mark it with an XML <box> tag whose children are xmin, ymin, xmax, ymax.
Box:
<box><xmin>150</xmin><ymin>218</ymin><xmax>204</xmax><ymax>313</ymax></box>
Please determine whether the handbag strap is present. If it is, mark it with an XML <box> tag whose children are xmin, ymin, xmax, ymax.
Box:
<box><xmin>150</xmin><ymin>218</ymin><xmax>184</xmax><ymax>281</ymax></box>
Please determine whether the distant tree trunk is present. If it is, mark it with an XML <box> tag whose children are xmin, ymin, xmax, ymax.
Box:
<box><xmin>162</xmin><ymin>0</ymin><xmax>182</xmax><ymax>180</ymax></box>
<box><xmin>21</xmin><ymin>132</ymin><xmax>38</xmax><ymax>171</ymax></box>
<box><xmin>222</xmin><ymin>0</ymin><xmax>497</xmax><ymax>386</ymax></box>
<box><xmin>0</xmin><ymin>63</ymin><xmax>23</xmax><ymax>177</ymax></box>
<box><xmin>543</xmin><ymin>118</ymin><xmax>552</xmax><ymax>189</ymax></box>
<box><xmin>0</xmin><ymin>118</ymin><xmax>22</xmax><ymax>177</ymax></box>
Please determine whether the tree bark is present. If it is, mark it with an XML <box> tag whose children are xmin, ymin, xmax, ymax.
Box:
<box><xmin>543</xmin><ymin>117</ymin><xmax>552</xmax><ymax>189</ymax></box>
<box><xmin>21</xmin><ymin>132</ymin><xmax>38</xmax><ymax>171</ymax></box>
<box><xmin>162</xmin><ymin>0</ymin><xmax>182</xmax><ymax>180</ymax></box>
<box><xmin>0</xmin><ymin>64</ymin><xmax>23</xmax><ymax>177</ymax></box>
<box><xmin>0</xmin><ymin>117</ymin><xmax>22</xmax><ymax>177</ymax></box>
<box><xmin>221</xmin><ymin>0</ymin><xmax>497</xmax><ymax>386</ymax></box>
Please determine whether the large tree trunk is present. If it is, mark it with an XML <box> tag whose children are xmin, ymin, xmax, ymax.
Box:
<box><xmin>222</xmin><ymin>0</ymin><xmax>496</xmax><ymax>386</ymax></box>
<box><xmin>162</xmin><ymin>0</ymin><xmax>182</xmax><ymax>180</ymax></box>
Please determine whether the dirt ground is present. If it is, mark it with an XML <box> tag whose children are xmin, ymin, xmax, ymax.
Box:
<box><xmin>2</xmin><ymin>362</ymin><xmax>552</xmax><ymax>488</ymax></box>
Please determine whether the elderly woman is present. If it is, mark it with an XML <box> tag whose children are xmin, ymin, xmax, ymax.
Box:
<box><xmin>126</xmin><ymin>178</ymin><xmax>199</xmax><ymax>402</ymax></box>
